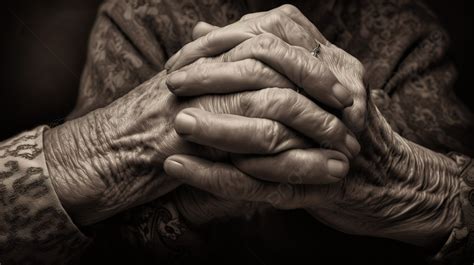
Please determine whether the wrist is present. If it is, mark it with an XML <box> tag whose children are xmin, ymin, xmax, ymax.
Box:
<box><xmin>101</xmin><ymin>71</ymin><xmax>172</xmax><ymax>167</ymax></box>
<box><xmin>44</xmin><ymin>112</ymin><xmax>119</xmax><ymax>225</ymax></box>
<box><xmin>358</xmin><ymin>99</ymin><xmax>463</xmax><ymax>247</ymax></box>
<box><xmin>44</xmin><ymin>71</ymin><xmax>179</xmax><ymax>225</ymax></box>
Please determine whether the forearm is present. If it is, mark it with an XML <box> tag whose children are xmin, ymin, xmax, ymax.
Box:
<box><xmin>355</xmin><ymin>99</ymin><xmax>463</xmax><ymax>246</ymax></box>
<box><xmin>44</xmin><ymin>112</ymin><xmax>117</xmax><ymax>225</ymax></box>
<box><xmin>44</xmin><ymin>71</ymin><xmax>182</xmax><ymax>226</ymax></box>
<box><xmin>398</xmin><ymin>138</ymin><xmax>474</xmax><ymax>263</ymax></box>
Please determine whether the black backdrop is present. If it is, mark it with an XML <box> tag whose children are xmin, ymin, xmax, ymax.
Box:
<box><xmin>0</xmin><ymin>1</ymin><xmax>472</xmax><ymax>265</ymax></box>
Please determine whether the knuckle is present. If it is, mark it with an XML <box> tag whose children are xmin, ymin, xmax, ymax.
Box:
<box><xmin>276</xmin><ymin>184</ymin><xmax>303</xmax><ymax>209</ymax></box>
<box><xmin>238</xmin><ymin>91</ymin><xmax>253</xmax><ymax>115</ymax></box>
<box><xmin>267</xmin><ymin>88</ymin><xmax>300</xmax><ymax>115</ymax></box>
<box><xmin>264</xmin><ymin>191</ymin><xmax>281</xmax><ymax>207</ymax></box>
<box><xmin>191</xmin><ymin>28</ymin><xmax>200</xmax><ymax>39</ymax></box>
<box><xmin>258</xmin><ymin>121</ymin><xmax>282</xmax><ymax>153</ymax></box>
<box><xmin>240</xmin><ymin>13</ymin><xmax>252</xmax><ymax>21</ymax></box>
<box><xmin>242</xmin><ymin>59</ymin><xmax>265</xmax><ymax>76</ymax></box>
<box><xmin>193</xmin><ymin>21</ymin><xmax>206</xmax><ymax>29</ymax></box>
<box><xmin>276</xmin><ymin>88</ymin><xmax>299</xmax><ymax>108</ymax></box>
<box><xmin>266</xmin><ymin>10</ymin><xmax>292</xmax><ymax>35</ymax></box>
<box><xmin>278</xmin><ymin>4</ymin><xmax>300</xmax><ymax>15</ymax></box>
<box><xmin>192</xmin><ymin>21</ymin><xmax>204</xmax><ymax>35</ymax></box>
<box><xmin>320</xmin><ymin>114</ymin><xmax>345</xmax><ymax>138</ymax></box>
<box><xmin>225</xmin><ymin>174</ymin><xmax>259</xmax><ymax>199</ymax></box>
<box><xmin>266</xmin><ymin>10</ymin><xmax>286</xmax><ymax>24</ymax></box>
<box><xmin>242</xmin><ymin>87</ymin><xmax>298</xmax><ymax>117</ymax></box>
<box><xmin>199</xmin><ymin>32</ymin><xmax>216</xmax><ymax>53</ymax></box>
<box><xmin>255</xmin><ymin>33</ymin><xmax>279</xmax><ymax>50</ymax></box>
<box><xmin>192</xmin><ymin>21</ymin><xmax>201</xmax><ymax>30</ymax></box>
<box><xmin>197</xmin><ymin>67</ymin><xmax>211</xmax><ymax>85</ymax></box>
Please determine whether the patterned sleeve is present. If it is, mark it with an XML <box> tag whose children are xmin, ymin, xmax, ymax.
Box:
<box><xmin>67</xmin><ymin>0</ymin><xmax>243</xmax><ymax>120</ymax></box>
<box><xmin>0</xmin><ymin>126</ymin><xmax>90</xmax><ymax>265</ymax></box>
<box><xmin>431</xmin><ymin>154</ymin><xmax>474</xmax><ymax>264</ymax></box>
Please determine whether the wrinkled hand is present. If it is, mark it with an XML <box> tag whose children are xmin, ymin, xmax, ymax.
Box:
<box><xmin>164</xmin><ymin>5</ymin><xmax>368</xmax><ymax>224</ymax></box>
<box><xmin>43</xmin><ymin>50</ymin><xmax>356</xmax><ymax>225</ymax></box>
<box><xmin>163</xmin><ymin>4</ymin><xmax>362</xmax><ymax>223</ymax></box>
<box><xmin>303</xmin><ymin>99</ymin><xmax>462</xmax><ymax>248</ymax></box>
<box><xmin>164</xmin><ymin>5</ymin><xmax>461</xmax><ymax>248</ymax></box>
<box><xmin>166</xmin><ymin>98</ymin><xmax>462</xmax><ymax>248</ymax></box>
<box><xmin>166</xmin><ymin>4</ymin><xmax>366</xmax><ymax>131</ymax></box>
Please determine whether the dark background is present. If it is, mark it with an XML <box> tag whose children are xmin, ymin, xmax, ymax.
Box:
<box><xmin>0</xmin><ymin>1</ymin><xmax>472</xmax><ymax>265</ymax></box>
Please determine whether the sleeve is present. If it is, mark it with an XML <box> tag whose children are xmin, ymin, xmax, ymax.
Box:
<box><xmin>0</xmin><ymin>126</ymin><xmax>90</xmax><ymax>265</ymax></box>
<box><xmin>66</xmin><ymin>0</ymin><xmax>169</xmax><ymax>119</ymax></box>
<box><xmin>431</xmin><ymin>153</ymin><xmax>474</xmax><ymax>264</ymax></box>
<box><xmin>67</xmin><ymin>0</ymin><xmax>243</xmax><ymax>120</ymax></box>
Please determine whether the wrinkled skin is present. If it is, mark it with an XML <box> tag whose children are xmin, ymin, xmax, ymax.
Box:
<box><xmin>44</xmin><ymin>73</ymin><xmax>303</xmax><ymax>225</ymax></box>
<box><xmin>44</xmin><ymin>61</ymin><xmax>355</xmax><ymax>225</ymax></box>
<box><xmin>164</xmin><ymin>4</ymin><xmax>462</xmax><ymax>248</ymax></box>
<box><xmin>306</xmin><ymin>99</ymin><xmax>461</xmax><ymax>248</ymax></box>
<box><xmin>43</xmin><ymin>4</ymin><xmax>367</xmax><ymax>226</ymax></box>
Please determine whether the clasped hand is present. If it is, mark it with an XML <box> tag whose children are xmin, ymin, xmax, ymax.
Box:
<box><xmin>44</xmin><ymin>4</ymin><xmax>360</xmax><ymax>225</ymax></box>
<box><xmin>163</xmin><ymin>4</ymin><xmax>365</xmax><ymax>211</ymax></box>
<box><xmin>163</xmin><ymin>5</ymin><xmax>459</xmax><ymax>248</ymax></box>
<box><xmin>45</xmin><ymin>4</ymin><xmax>459</xmax><ymax>249</ymax></box>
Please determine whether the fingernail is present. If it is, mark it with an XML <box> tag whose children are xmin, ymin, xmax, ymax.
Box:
<box><xmin>332</xmin><ymin>83</ymin><xmax>353</xmax><ymax>107</ymax></box>
<box><xmin>345</xmin><ymin>133</ymin><xmax>361</xmax><ymax>157</ymax></box>
<box><xmin>327</xmin><ymin>159</ymin><xmax>348</xmax><ymax>178</ymax></box>
<box><xmin>166</xmin><ymin>71</ymin><xmax>187</xmax><ymax>91</ymax></box>
<box><xmin>164</xmin><ymin>159</ymin><xmax>185</xmax><ymax>177</ymax></box>
<box><xmin>175</xmin><ymin>111</ymin><xmax>196</xmax><ymax>135</ymax></box>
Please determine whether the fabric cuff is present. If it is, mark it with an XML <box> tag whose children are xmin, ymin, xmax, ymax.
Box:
<box><xmin>0</xmin><ymin>126</ymin><xmax>90</xmax><ymax>265</ymax></box>
<box><xmin>431</xmin><ymin>153</ymin><xmax>473</xmax><ymax>264</ymax></box>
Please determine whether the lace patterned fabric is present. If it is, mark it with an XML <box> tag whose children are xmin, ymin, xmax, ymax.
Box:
<box><xmin>0</xmin><ymin>126</ymin><xmax>90</xmax><ymax>265</ymax></box>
